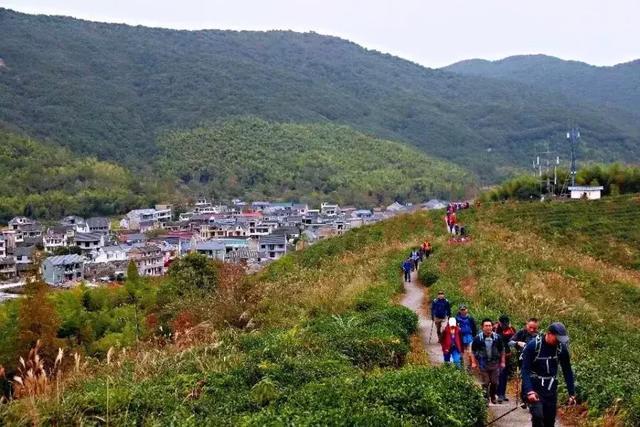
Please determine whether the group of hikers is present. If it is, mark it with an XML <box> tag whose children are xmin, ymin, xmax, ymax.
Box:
<box><xmin>431</xmin><ymin>290</ymin><xmax>576</xmax><ymax>426</ymax></box>
<box><xmin>401</xmin><ymin>240</ymin><xmax>432</xmax><ymax>282</ymax></box>
<box><xmin>445</xmin><ymin>202</ymin><xmax>471</xmax><ymax>242</ymax></box>
<box><xmin>402</xmin><ymin>204</ymin><xmax>576</xmax><ymax>426</ymax></box>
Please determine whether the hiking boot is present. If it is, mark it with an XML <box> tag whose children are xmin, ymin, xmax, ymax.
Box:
<box><xmin>490</xmin><ymin>396</ymin><xmax>497</xmax><ymax>405</ymax></box>
<box><xmin>497</xmin><ymin>396</ymin><xmax>503</xmax><ymax>404</ymax></box>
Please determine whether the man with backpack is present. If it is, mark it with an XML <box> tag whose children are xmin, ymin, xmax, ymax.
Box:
<box><xmin>494</xmin><ymin>315</ymin><xmax>517</xmax><ymax>403</ymax></box>
<box><xmin>521</xmin><ymin>322</ymin><xmax>576</xmax><ymax>427</ymax></box>
<box><xmin>402</xmin><ymin>257</ymin><xmax>413</xmax><ymax>282</ymax></box>
<box><xmin>455</xmin><ymin>305</ymin><xmax>477</xmax><ymax>369</ymax></box>
<box><xmin>431</xmin><ymin>290</ymin><xmax>451</xmax><ymax>341</ymax></box>
<box><xmin>471</xmin><ymin>318</ymin><xmax>506</xmax><ymax>404</ymax></box>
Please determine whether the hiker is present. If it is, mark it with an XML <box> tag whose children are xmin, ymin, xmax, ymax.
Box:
<box><xmin>402</xmin><ymin>257</ymin><xmax>413</xmax><ymax>282</ymax></box>
<box><xmin>494</xmin><ymin>315</ymin><xmax>517</xmax><ymax>403</ymax></box>
<box><xmin>509</xmin><ymin>318</ymin><xmax>540</xmax><ymax>364</ymax></box>
<box><xmin>471</xmin><ymin>318</ymin><xmax>506</xmax><ymax>405</ymax></box>
<box><xmin>441</xmin><ymin>317</ymin><xmax>463</xmax><ymax>367</ymax></box>
<box><xmin>521</xmin><ymin>322</ymin><xmax>576</xmax><ymax>427</ymax></box>
<box><xmin>510</xmin><ymin>318</ymin><xmax>540</xmax><ymax>403</ymax></box>
<box><xmin>431</xmin><ymin>290</ymin><xmax>451</xmax><ymax>340</ymax></box>
<box><xmin>449</xmin><ymin>212</ymin><xmax>457</xmax><ymax>234</ymax></box>
<box><xmin>411</xmin><ymin>249</ymin><xmax>420</xmax><ymax>270</ymax></box>
<box><xmin>423</xmin><ymin>240</ymin><xmax>432</xmax><ymax>258</ymax></box>
<box><xmin>455</xmin><ymin>304</ymin><xmax>478</xmax><ymax>369</ymax></box>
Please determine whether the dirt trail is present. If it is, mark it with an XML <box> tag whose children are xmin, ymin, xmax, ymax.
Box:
<box><xmin>401</xmin><ymin>269</ymin><xmax>535</xmax><ymax>427</ymax></box>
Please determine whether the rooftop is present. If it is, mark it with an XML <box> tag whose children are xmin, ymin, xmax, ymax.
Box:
<box><xmin>45</xmin><ymin>254</ymin><xmax>85</xmax><ymax>266</ymax></box>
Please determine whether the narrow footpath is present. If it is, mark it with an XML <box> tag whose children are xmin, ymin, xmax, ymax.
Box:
<box><xmin>401</xmin><ymin>269</ymin><xmax>534</xmax><ymax>427</ymax></box>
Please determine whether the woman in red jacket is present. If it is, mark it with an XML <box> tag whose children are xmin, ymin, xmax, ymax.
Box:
<box><xmin>441</xmin><ymin>317</ymin><xmax>464</xmax><ymax>367</ymax></box>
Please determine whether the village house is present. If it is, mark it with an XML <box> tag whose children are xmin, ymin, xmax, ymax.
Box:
<box><xmin>386</xmin><ymin>201</ymin><xmax>406</xmax><ymax>212</ymax></box>
<box><xmin>8</xmin><ymin>216</ymin><xmax>34</xmax><ymax>231</ymax></box>
<box><xmin>61</xmin><ymin>216</ymin><xmax>89</xmax><ymax>233</ymax></box>
<box><xmin>43</xmin><ymin>229</ymin><xmax>69</xmax><ymax>252</ymax></box>
<box><xmin>258</xmin><ymin>235</ymin><xmax>287</xmax><ymax>260</ymax></box>
<box><xmin>0</xmin><ymin>256</ymin><xmax>17</xmax><ymax>281</ymax></box>
<box><xmin>320</xmin><ymin>202</ymin><xmax>340</xmax><ymax>216</ymax></box>
<box><xmin>0</xmin><ymin>235</ymin><xmax>5</xmax><ymax>258</ymax></box>
<box><xmin>15</xmin><ymin>245</ymin><xmax>35</xmax><ymax>276</ymax></box>
<box><xmin>128</xmin><ymin>244</ymin><xmax>164</xmax><ymax>276</ymax></box>
<box><xmin>121</xmin><ymin>205</ymin><xmax>172</xmax><ymax>230</ymax></box>
<box><xmin>41</xmin><ymin>254</ymin><xmax>84</xmax><ymax>286</ymax></box>
<box><xmin>185</xmin><ymin>241</ymin><xmax>227</xmax><ymax>261</ymax></box>
<box><xmin>0</xmin><ymin>229</ymin><xmax>17</xmax><ymax>252</ymax></box>
<box><xmin>90</xmin><ymin>245</ymin><xmax>129</xmax><ymax>264</ymax></box>
<box><xmin>74</xmin><ymin>232</ymin><xmax>105</xmax><ymax>255</ymax></box>
<box><xmin>87</xmin><ymin>217</ymin><xmax>110</xmax><ymax>234</ymax></box>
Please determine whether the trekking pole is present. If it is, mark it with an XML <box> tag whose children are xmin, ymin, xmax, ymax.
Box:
<box><xmin>428</xmin><ymin>320</ymin><xmax>434</xmax><ymax>344</ymax></box>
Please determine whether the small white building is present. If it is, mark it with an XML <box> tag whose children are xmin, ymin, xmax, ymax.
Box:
<box><xmin>568</xmin><ymin>186</ymin><xmax>603</xmax><ymax>200</ymax></box>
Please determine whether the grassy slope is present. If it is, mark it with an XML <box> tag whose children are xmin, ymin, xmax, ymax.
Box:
<box><xmin>2</xmin><ymin>9</ymin><xmax>640</xmax><ymax>182</ymax></box>
<box><xmin>420</xmin><ymin>199</ymin><xmax>640</xmax><ymax>424</ymax></box>
<box><xmin>1</xmin><ymin>213</ymin><xmax>485</xmax><ymax>426</ymax></box>
<box><xmin>157</xmin><ymin>117</ymin><xmax>475</xmax><ymax>204</ymax></box>
<box><xmin>487</xmin><ymin>195</ymin><xmax>640</xmax><ymax>269</ymax></box>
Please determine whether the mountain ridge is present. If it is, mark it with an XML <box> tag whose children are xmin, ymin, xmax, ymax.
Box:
<box><xmin>1</xmin><ymin>8</ymin><xmax>639</xmax><ymax>184</ymax></box>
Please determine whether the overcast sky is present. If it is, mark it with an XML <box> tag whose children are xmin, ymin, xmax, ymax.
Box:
<box><xmin>3</xmin><ymin>0</ymin><xmax>639</xmax><ymax>68</ymax></box>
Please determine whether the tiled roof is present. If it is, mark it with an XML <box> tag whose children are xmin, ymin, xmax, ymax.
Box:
<box><xmin>45</xmin><ymin>254</ymin><xmax>85</xmax><ymax>265</ymax></box>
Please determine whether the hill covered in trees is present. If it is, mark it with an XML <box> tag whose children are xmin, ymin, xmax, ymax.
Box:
<box><xmin>2</xmin><ymin>9</ymin><xmax>640</xmax><ymax>182</ymax></box>
<box><xmin>444</xmin><ymin>55</ymin><xmax>640</xmax><ymax>115</ymax></box>
<box><xmin>156</xmin><ymin>118</ymin><xmax>474</xmax><ymax>205</ymax></box>
<box><xmin>0</xmin><ymin>128</ymin><xmax>166</xmax><ymax>221</ymax></box>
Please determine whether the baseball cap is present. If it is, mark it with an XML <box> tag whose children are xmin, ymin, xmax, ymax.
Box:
<box><xmin>548</xmin><ymin>322</ymin><xmax>570</xmax><ymax>344</ymax></box>
<box><xmin>499</xmin><ymin>315</ymin><xmax>510</xmax><ymax>324</ymax></box>
<box><xmin>448</xmin><ymin>317</ymin><xmax>457</xmax><ymax>327</ymax></box>
<box><xmin>459</xmin><ymin>304</ymin><xmax>467</xmax><ymax>310</ymax></box>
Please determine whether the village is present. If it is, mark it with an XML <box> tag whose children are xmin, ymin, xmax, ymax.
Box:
<box><xmin>0</xmin><ymin>198</ymin><xmax>449</xmax><ymax>297</ymax></box>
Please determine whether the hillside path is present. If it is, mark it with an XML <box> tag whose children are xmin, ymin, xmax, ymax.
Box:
<box><xmin>401</xmin><ymin>269</ymin><xmax>534</xmax><ymax>427</ymax></box>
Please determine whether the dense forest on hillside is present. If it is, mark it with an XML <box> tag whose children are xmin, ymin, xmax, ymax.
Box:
<box><xmin>2</xmin><ymin>9</ymin><xmax>640</xmax><ymax>182</ymax></box>
<box><xmin>157</xmin><ymin>118</ymin><xmax>475</xmax><ymax>205</ymax></box>
<box><xmin>444</xmin><ymin>55</ymin><xmax>640</xmax><ymax>115</ymax></box>
<box><xmin>0</xmin><ymin>129</ymin><xmax>167</xmax><ymax>221</ymax></box>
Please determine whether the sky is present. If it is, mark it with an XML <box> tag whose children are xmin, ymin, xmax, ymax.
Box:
<box><xmin>2</xmin><ymin>0</ymin><xmax>639</xmax><ymax>68</ymax></box>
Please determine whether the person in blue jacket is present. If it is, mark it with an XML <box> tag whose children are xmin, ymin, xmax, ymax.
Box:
<box><xmin>521</xmin><ymin>322</ymin><xmax>577</xmax><ymax>427</ymax></box>
<box><xmin>430</xmin><ymin>290</ymin><xmax>451</xmax><ymax>340</ymax></box>
<box><xmin>402</xmin><ymin>257</ymin><xmax>413</xmax><ymax>282</ymax></box>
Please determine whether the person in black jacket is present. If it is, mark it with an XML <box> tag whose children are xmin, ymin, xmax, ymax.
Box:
<box><xmin>521</xmin><ymin>322</ymin><xmax>576</xmax><ymax>427</ymax></box>
<box><xmin>430</xmin><ymin>290</ymin><xmax>451</xmax><ymax>340</ymax></box>
<box><xmin>471</xmin><ymin>318</ymin><xmax>506</xmax><ymax>404</ymax></box>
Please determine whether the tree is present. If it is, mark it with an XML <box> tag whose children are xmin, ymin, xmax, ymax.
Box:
<box><xmin>17</xmin><ymin>275</ymin><xmax>61</xmax><ymax>367</ymax></box>
<box><xmin>168</xmin><ymin>253</ymin><xmax>220</xmax><ymax>295</ymax></box>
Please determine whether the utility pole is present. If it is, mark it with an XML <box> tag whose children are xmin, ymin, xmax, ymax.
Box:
<box><xmin>567</xmin><ymin>127</ymin><xmax>580</xmax><ymax>186</ymax></box>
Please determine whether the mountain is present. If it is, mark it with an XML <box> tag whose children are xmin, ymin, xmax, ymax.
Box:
<box><xmin>2</xmin><ymin>9</ymin><xmax>640</xmax><ymax>183</ymax></box>
<box><xmin>0</xmin><ymin>127</ymin><xmax>161</xmax><ymax>221</ymax></box>
<box><xmin>156</xmin><ymin>117</ymin><xmax>474</xmax><ymax>205</ymax></box>
<box><xmin>444</xmin><ymin>54</ymin><xmax>640</xmax><ymax>115</ymax></box>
